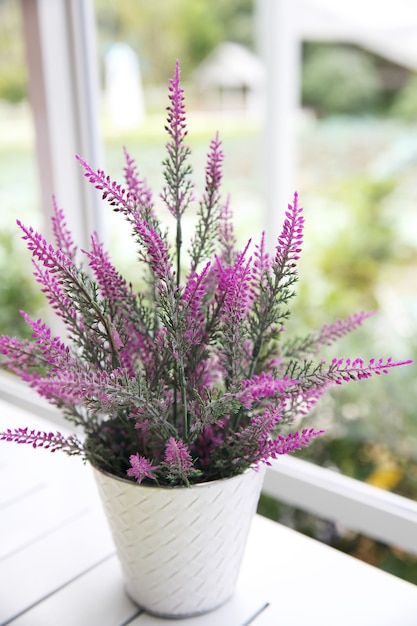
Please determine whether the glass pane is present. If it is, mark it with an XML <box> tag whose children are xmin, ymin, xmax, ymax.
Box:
<box><xmin>93</xmin><ymin>0</ymin><xmax>261</xmax><ymax>283</ymax></box>
<box><xmin>276</xmin><ymin>34</ymin><xmax>417</xmax><ymax>583</ymax></box>
<box><xmin>0</xmin><ymin>0</ymin><xmax>45</xmax><ymax>338</ymax></box>
<box><xmin>88</xmin><ymin>1</ymin><xmax>416</xmax><ymax>582</ymax></box>
<box><xmin>91</xmin><ymin>2</ymin><xmax>416</xmax><ymax>506</ymax></box>
<box><xmin>295</xmin><ymin>41</ymin><xmax>417</xmax><ymax>500</ymax></box>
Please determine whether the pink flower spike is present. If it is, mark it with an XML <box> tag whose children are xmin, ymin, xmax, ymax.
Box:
<box><xmin>328</xmin><ymin>356</ymin><xmax>413</xmax><ymax>384</ymax></box>
<box><xmin>317</xmin><ymin>311</ymin><xmax>377</xmax><ymax>348</ymax></box>
<box><xmin>51</xmin><ymin>196</ymin><xmax>77</xmax><ymax>261</ymax></box>
<box><xmin>238</xmin><ymin>373</ymin><xmax>294</xmax><ymax>408</ymax></box>
<box><xmin>161</xmin><ymin>60</ymin><xmax>194</xmax><ymax>219</ymax></box>
<box><xmin>274</xmin><ymin>192</ymin><xmax>304</xmax><ymax>271</ymax></box>
<box><xmin>123</xmin><ymin>146</ymin><xmax>154</xmax><ymax>209</ymax></box>
<box><xmin>127</xmin><ymin>453</ymin><xmax>158</xmax><ymax>484</ymax></box>
<box><xmin>76</xmin><ymin>155</ymin><xmax>128</xmax><ymax>208</ymax></box>
<box><xmin>164</xmin><ymin>437</ymin><xmax>193</xmax><ymax>472</ymax></box>
<box><xmin>162</xmin><ymin>437</ymin><xmax>198</xmax><ymax>484</ymax></box>
<box><xmin>166</xmin><ymin>60</ymin><xmax>187</xmax><ymax>146</ymax></box>
<box><xmin>269</xmin><ymin>427</ymin><xmax>325</xmax><ymax>457</ymax></box>
<box><xmin>218</xmin><ymin>194</ymin><xmax>236</xmax><ymax>264</ymax></box>
<box><xmin>0</xmin><ymin>428</ymin><xmax>83</xmax><ymax>455</ymax></box>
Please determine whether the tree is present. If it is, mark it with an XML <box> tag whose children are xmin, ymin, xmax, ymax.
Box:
<box><xmin>95</xmin><ymin>0</ymin><xmax>254</xmax><ymax>82</ymax></box>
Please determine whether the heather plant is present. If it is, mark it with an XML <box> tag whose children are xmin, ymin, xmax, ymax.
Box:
<box><xmin>0</xmin><ymin>62</ymin><xmax>412</xmax><ymax>486</ymax></box>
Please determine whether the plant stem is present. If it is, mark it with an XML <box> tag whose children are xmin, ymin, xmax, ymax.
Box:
<box><xmin>178</xmin><ymin>357</ymin><xmax>188</xmax><ymax>440</ymax></box>
<box><xmin>176</xmin><ymin>217</ymin><xmax>182</xmax><ymax>288</ymax></box>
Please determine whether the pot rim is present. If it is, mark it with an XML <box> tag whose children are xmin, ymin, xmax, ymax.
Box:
<box><xmin>90</xmin><ymin>461</ymin><xmax>264</xmax><ymax>491</ymax></box>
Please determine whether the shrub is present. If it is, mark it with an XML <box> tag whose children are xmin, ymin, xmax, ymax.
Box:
<box><xmin>302</xmin><ymin>45</ymin><xmax>382</xmax><ymax>117</ymax></box>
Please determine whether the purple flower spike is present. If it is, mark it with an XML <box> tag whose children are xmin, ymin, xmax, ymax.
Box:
<box><xmin>161</xmin><ymin>60</ymin><xmax>194</xmax><ymax>220</ymax></box>
<box><xmin>218</xmin><ymin>195</ymin><xmax>236</xmax><ymax>264</ymax></box>
<box><xmin>166</xmin><ymin>60</ymin><xmax>188</xmax><ymax>147</ymax></box>
<box><xmin>51</xmin><ymin>196</ymin><xmax>78</xmax><ymax>261</ymax></box>
<box><xmin>268</xmin><ymin>428</ymin><xmax>325</xmax><ymax>458</ymax></box>
<box><xmin>123</xmin><ymin>147</ymin><xmax>154</xmax><ymax>210</ymax></box>
<box><xmin>164</xmin><ymin>437</ymin><xmax>193</xmax><ymax>470</ymax></box>
<box><xmin>317</xmin><ymin>311</ymin><xmax>377</xmax><ymax>348</ymax></box>
<box><xmin>0</xmin><ymin>428</ymin><xmax>83</xmax><ymax>455</ymax></box>
<box><xmin>127</xmin><ymin>453</ymin><xmax>158</xmax><ymax>484</ymax></box>
<box><xmin>162</xmin><ymin>437</ymin><xmax>199</xmax><ymax>485</ymax></box>
<box><xmin>274</xmin><ymin>191</ymin><xmax>304</xmax><ymax>272</ymax></box>
<box><xmin>189</xmin><ymin>133</ymin><xmax>225</xmax><ymax>272</ymax></box>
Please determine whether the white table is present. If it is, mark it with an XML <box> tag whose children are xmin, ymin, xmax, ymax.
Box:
<box><xmin>1</xmin><ymin>400</ymin><xmax>416</xmax><ymax>626</ymax></box>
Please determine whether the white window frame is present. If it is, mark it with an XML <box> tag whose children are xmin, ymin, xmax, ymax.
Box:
<box><xmin>10</xmin><ymin>0</ymin><xmax>417</xmax><ymax>560</ymax></box>
<box><xmin>20</xmin><ymin>0</ymin><xmax>103</xmax><ymax>248</ymax></box>
<box><xmin>255</xmin><ymin>0</ymin><xmax>417</xmax><ymax>557</ymax></box>
<box><xmin>264</xmin><ymin>457</ymin><xmax>417</xmax><ymax>556</ymax></box>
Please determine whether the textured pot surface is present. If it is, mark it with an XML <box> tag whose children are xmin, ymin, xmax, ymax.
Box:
<box><xmin>92</xmin><ymin>466</ymin><xmax>265</xmax><ymax>618</ymax></box>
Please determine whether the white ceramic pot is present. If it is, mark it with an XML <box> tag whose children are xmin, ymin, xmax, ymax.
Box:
<box><xmin>92</xmin><ymin>465</ymin><xmax>265</xmax><ymax>618</ymax></box>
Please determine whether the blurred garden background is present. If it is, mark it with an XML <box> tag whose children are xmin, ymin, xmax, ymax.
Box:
<box><xmin>1</xmin><ymin>0</ymin><xmax>416</xmax><ymax>582</ymax></box>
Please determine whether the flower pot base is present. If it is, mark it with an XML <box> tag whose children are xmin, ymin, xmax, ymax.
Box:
<box><xmin>125</xmin><ymin>587</ymin><xmax>233</xmax><ymax>620</ymax></box>
<box><xmin>93</xmin><ymin>466</ymin><xmax>265</xmax><ymax>618</ymax></box>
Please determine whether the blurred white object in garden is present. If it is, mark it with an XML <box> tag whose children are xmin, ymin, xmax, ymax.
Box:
<box><xmin>105</xmin><ymin>43</ymin><xmax>145</xmax><ymax>130</ymax></box>
<box><xmin>192</xmin><ymin>42</ymin><xmax>265</xmax><ymax>113</ymax></box>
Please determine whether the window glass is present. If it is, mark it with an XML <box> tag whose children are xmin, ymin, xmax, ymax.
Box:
<box><xmin>92</xmin><ymin>2</ymin><xmax>416</xmax><ymax>507</ymax></box>
<box><xmin>92</xmin><ymin>3</ymin><xmax>417</xmax><ymax>581</ymax></box>
<box><xmin>7</xmin><ymin>4</ymin><xmax>414</xmax><ymax>500</ymax></box>
<box><xmin>0</xmin><ymin>0</ymin><xmax>45</xmax><ymax>338</ymax></box>
<box><xmin>271</xmin><ymin>35</ymin><xmax>417</xmax><ymax>583</ymax></box>
<box><xmin>7</xmin><ymin>0</ymin><xmax>414</xmax><ymax>580</ymax></box>
<box><xmin>296</xmin><ymin>41</ymin><xmax>417</xmax><ymax>503</ymax></box>
<box><xmin>93</xmin><ymin>0</ymin><xmax>260</xmax><ymax>281</ymax></box>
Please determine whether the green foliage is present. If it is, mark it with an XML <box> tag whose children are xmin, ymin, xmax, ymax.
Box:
<box><xmin>268</xmin><ymin>120</ymin><xmax>417</xmax><ymax>583</ymax></box>
<box><xmin>316</xmin><ymin>176</ymin><xmax>399</xmax><ymax>310</ymax></box>
<box><xmin>302</xmin><ymin>44</ymin><xmax>382</xmax><ymax>117</ymax></box>
<box><xmin>390</xmin><ymin>72</ymin><xmax>417</xmax><ymax>120</ymax></box>
<box><xmin>0</xmin><ymin>1</ymin><xmax>27</xmax><ymax>103</ymax></box>
<box><xmin>95</xmin><ymin>0</ymin><xmax>254</xmax><ymax>81</ymax></box>
<box><xmin>290</xmin><ymin>175</ymin><xmax>402</xmax><ymax>334</ymax></box>
<box><xmin>0</xmin><ymin>231</ymin><xmax>45</xmax><ymax>338</ymax></box>
<box><xmin>0</xmin><ymin>64</ymin><xmax>26</xmax><ymax>103</ymax></box>
<box><xmin>289</xmin><ymin>168</ymin><xmax>417</xmax><ymax>507</ymax></box>
<box><xmin>0</xmin><ymin>0</ymin><xmax>253</xmax><ymax>102</ymax></box>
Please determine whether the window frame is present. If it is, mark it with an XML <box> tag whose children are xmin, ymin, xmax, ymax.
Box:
<box><xmin>20</xmin><ymin>0</ymin><xmax>103</xmax><ymax>249</ymax></box>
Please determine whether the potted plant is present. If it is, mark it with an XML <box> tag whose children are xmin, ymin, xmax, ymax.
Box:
<box><xmin>0</xmin><ymin>62</ymin><xmax>411</xmax><ymax>618</ymax></box>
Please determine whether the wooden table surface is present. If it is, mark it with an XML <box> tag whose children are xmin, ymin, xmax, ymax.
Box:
<box><xmin>1</xmin><ymin>399</ymin><xmax>416</xmax><ymax>625</ymax></box>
